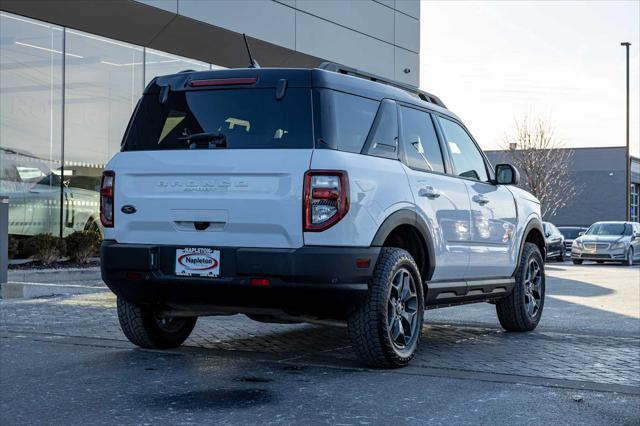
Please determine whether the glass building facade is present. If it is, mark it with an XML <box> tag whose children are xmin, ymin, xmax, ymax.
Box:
<box><xmin>0</xmin><ymin>12</ymin><xmax>217</xmax><ymax>239</ymax></box>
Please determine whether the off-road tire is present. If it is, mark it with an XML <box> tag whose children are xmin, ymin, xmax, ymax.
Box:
<box><xmin>347</xmin><ymin>247</ymin><xmax>424</xmax><ymax>368</ymax></box>
<box><xmin>572</xmin><ymin>259</ymin><xmax>583</xmax><ymax>265</ymax></box>
<box><xmin>496</xmin><ymin>242</ymin><xmax>545</xmax><ymax>332</ymax></box>
<box><xmin>117</xmin><ymin>297</ymin><xmax>197</xmax><ymax>349</ymax></box>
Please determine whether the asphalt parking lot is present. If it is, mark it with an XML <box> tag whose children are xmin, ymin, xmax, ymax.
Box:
<box><xmin>1</xmin><ymin>262</ymin><xmax>639</xmax><ymax>425</ymax></box>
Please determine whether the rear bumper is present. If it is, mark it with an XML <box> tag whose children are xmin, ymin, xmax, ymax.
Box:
<box><xmin>101</xmin><ymin>241</ymin><xmax>379</xmax><ymax>315</ymax></box>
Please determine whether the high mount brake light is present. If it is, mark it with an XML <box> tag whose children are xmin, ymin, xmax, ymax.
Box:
<box><xmin>100</xmin><ymin>171</ymin><xmax>115</xmax><ymax>228</ymax></box>
<box><xmin>303</xmin><ymin>170</ymin><xmax>349</xmax><ymax>232</ymax></box>
<box><xmin>189</xmin><ymin>77</ymin><xmax>257</xmax><ymax>87</ymax></box>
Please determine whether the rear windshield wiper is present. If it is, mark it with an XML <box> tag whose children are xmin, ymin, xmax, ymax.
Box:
<box><xmin>178</xmin><ymin>132</ymin><xmax>227</xmax><ymax>149</ymax></box>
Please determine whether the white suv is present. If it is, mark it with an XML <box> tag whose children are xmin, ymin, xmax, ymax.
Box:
<box><xmin>101</xmin><ymin>63</ymin><xmax>546</xmax><ymax>368</ymax></box>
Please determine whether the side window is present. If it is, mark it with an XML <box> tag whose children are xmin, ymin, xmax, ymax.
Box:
<box><xmin>1</xmin><ymin>164</ymin><xmax>19</xmax><ymax>182</ymax></box>
<box><xmin>399</xmin><ymin>106</ymin><xmax>445</xmax><ymax>173</ymax></box>
<box><xmin>316</xmin><ymin>89</ymin><xmax>378</xmax><ymax>153</ymax></box>
<box><xmin>439</xmin><ymin>117</ymin><xmax>488</xmax><ymax>182</ymax></box>
<box><xmin>362</xmin><ymin>99</ymin><xmax>398</xmax><ymax>159</ymax></box>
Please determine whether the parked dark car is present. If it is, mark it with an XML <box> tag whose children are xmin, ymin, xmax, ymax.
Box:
<box><xmin>558</xmin><ymin>226</ymin><xmax>588</xmax><ymax>254</ymax></box>
<box><xmin>543</xmin><ymin>222</ymin><xmax>565</xmax><ymax>261</ymax></box>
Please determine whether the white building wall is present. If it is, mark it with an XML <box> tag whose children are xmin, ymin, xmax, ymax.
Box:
<box><xmin>135</xmin><ymin>0</ymin><xmax>420</xmax><ymax>86</ymax></box>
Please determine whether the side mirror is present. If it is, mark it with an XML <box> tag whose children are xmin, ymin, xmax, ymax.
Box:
<box><xmin>545</xmin><ymin>230</ymin><xmax>552</xmax><ymax>238</ymax></box>
<box><xmin>578</xmin><ymin>231</ymin><xmax>585</xmax><ymax>236</ymax></box>
<box><xmin>495</xmin><ymin>164</ymin><xmax>519</xmax><ymax>185</ymax></box>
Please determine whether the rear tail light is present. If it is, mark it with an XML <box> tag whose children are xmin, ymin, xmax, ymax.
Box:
<box><xmin>304</xmin><ymin>170</ymin><xmax>349</xmax><ymax>232</ymax></box>
<box><xmin>100</xmin><ymin>170</ymin><xmax>115</xmax><ymax>228</ymax></box>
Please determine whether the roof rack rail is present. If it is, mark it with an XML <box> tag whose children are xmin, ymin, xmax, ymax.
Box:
<box><xmin>318</xmin><ymin>62</ymin><xmax>447</xmax><ymax>109</ymax></box>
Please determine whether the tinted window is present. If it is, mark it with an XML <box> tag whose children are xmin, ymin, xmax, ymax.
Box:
<box><xmin>558</xmin><ymin>227</ymin><xmax>582</xmax><ymax>239</ymax></box>
<box><xmin>399</xmin><ymin>107</ymin><xmax>445</xmax><ymax>173</ymax></box>
<box><xmin>439</xmin><ymin>118</ymin><xmax>488</xmax><ymax>181</ymax></box>
<box><xmin>316</xmin><ymin>89</ymin><xmax>378</xmax><ymax>153</ymax></box>
<box><xmin>123</xmin><ymin>88</ymin><xmax>313</xmax><ymax>150</ymax></box>
<box><xmin>363</xmin><ymin>99</ymin><xmax>398</xmax><ymax>159</ymax></box>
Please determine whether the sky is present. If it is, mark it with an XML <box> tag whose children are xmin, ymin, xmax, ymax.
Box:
<box><xmin>420</xmin><ymin>0</ymin><xmax>640</xmax><ymax>155</ymax></box>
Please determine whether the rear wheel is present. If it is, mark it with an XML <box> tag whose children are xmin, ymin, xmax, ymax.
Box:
<box><xmin>117</xmin><ymin>297</ymin><xmax>197</xmax><ymax>349</ymax></box>
<box><xmin>496</xmin><ymin>243</ymin><xmax>545</xmax><ymax>331</ymax></box>
<box><xmin>572</xmin><ymin>259</ymin><xmax>583</xmax><ymax>265</ymax></box>
<box><xmin>347</xmin><ymin>247</ymin><xmax>424</xmax><ymax>368</ymax></box>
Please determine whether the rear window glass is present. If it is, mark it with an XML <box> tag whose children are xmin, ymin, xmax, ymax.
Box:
<box><xmin>122</xmin><ymin>88</ymin><xmax>313</xmax><ymax>150</ymax></box>
<box><xmin>315</xmin><ymin>89</ymin><xmax>378</xmax><ymax>153</ymax></box>
<box><xmin>558</xmin><ymin>228</ymin><xmax>583</xmax><ymax>239</ymax></box>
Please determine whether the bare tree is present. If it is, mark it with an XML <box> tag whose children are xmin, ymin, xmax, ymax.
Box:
<box><xmin>502</xmin><ymin>116</ymin><xmax>578</xmax><ymax>218</ymax></box>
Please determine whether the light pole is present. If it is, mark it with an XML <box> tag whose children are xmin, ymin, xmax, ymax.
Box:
<box><xmin>621</xmin><ymin>42</ymin><xmax>631</xmax><ymax>221</ymax></box>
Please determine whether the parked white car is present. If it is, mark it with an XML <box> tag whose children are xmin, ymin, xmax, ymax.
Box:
<box><xmin>101</xmin><ymin>64</ymin><xmax>546</xmax><ymax>367</ymax></box>
<box><xmin>0</xmin><ymin>148</ymin><xmax>102</xmax><ymax>238</ymax></box>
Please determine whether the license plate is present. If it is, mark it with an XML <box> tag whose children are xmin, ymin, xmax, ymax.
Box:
<box><xmin>175</xmin><ymin>248</ymin><xmax>220</xmax><ymax>278</ymax></box>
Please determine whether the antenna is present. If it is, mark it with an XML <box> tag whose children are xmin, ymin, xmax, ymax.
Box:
<box><xmin>242</xmin><ymin>34</ymin><xmax>260</xmax><ymax>69</ymax></box>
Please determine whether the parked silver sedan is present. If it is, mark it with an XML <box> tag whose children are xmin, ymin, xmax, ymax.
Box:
<box><xmin>571</xmin><ymin>221</ymin><xmax>640</xmax><ymax>266</ymax></box>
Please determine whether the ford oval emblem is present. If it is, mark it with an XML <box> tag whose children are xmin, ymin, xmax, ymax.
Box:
<box><xmin>121</xmin><ymin>205</ymin><xmax>137</xmax><ymax>214</ymax></box>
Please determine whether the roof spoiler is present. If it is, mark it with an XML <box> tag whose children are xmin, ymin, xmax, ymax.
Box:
<box><xmin>318</xmin><ymin>62</ymin><xmax>447</xmax><ymax>109</ymax></box>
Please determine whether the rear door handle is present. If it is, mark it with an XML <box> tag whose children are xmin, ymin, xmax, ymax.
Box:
<box><xmin>472</xmin><ymin>194</ymin><xmax>490</xmax><ymax>205</ymax></box>
<box><xmin>419</xmin><ymin>186</ymin><xmax>440</xmax><ymax>199</ymax></box>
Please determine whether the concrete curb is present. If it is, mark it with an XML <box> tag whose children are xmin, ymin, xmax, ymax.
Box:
<box><xmin>1</xmin><ymin>282</ymin><xmax>108</xmax><ymax>299</ymax></box>
<box><xmin>8</xmin><ymin>267</ymin><xmax>101</xmax><ymax>284</ymax></box>
<box><xmin>2</xmin><ymin>267</ymin><xmax>105</xmax><ymax>299</ymax></box>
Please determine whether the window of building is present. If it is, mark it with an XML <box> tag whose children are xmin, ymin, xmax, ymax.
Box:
<box><xmin>631</xmin><ymin>183</ymin><xmax>639</xmax><ymax>223</ymax></box>
<box><xmin>399</xmin><ymin>106</ymin><xmax>445</xmax><ymax>173</ymax></box>
<box><xmin>0</xmin><ymin>11</ymin><xmax>224</xmax><ymax>242</ymax></box>
<box><xmin>0</xmin><ymin>12</ymin><xmax>63</xmax><ymax>237</ymax></box>
<box><xmin>438</xmin><ymin>117</ymin><xmax>488</xmax><ymax>182</ymax></box>
<box><xmin>144</xmin><ymin>48</ymin><xmax>212</xmax><ymax>85</ymax></box>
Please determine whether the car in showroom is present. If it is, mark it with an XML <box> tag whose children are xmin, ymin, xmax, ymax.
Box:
<box><xmin>571</xmin><ymin>221</ymin><xmax>640</xmax><ymax>266</ymax></box>
<box><xmin>0</xmin><ymin>148</ymin><xmax>102</xmax><ymax>238</ymax></box>
<box><xmin>558</xmin><ymin>226</ymin><xmax>588</xmax><ymax>254</ymax></box>
<box><xmin>100</xmin><ymin>63</ymin><xmax>547</xmax><ymax>368</ymax></box>
<box><xmin>543</xmin><ymin>221</ymin><xmax>565</xmax><ymax>262</ymax></box>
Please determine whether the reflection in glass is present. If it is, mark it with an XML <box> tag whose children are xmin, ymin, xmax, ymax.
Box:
<box><xmin>63</xmin><ymin>29</ymin><xmax>144</xmax><ymax>236</ymax></box>
<box><xmin>1</xmin><ymin>13</ymin><xmax>228</xmax><ymax>241</ymax></box>
<box><xmin>144</xmin><ymin>48</ymin><xmax>213</xmax><ymax>85</ymax></box>
<box><xmin>0</xmin><ymin>12</ymin><xmax>63</xmax><ymax>237</ymax></box>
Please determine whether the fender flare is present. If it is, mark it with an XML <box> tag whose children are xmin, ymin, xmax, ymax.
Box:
<box><xmin>371</xmin><ymin>209</ymin><xmax>436</xmax><ymax>281</ymax></box>
<box><xmin>517</xmin><ymin>217</ymin><xmax>545</xmax><ymax>269</ymax></box>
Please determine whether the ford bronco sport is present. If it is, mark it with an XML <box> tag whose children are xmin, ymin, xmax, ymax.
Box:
<box><xmin>101</xmin><ymin>63</ymin><xmax>546</xmax><ymax>368</ymax></box>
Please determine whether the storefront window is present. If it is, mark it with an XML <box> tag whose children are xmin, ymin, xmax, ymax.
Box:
<box><xmin>1</xmin><ymin>12</ymin><xmax>223</xmax><ymax>241</ymax></box>
<box><xmin>0</xmin><ymin>12</ymin><xmax>63</xmax><ymax>238</ymax></box>
<box><xmin>63</xmin><ymin>29</ymin><xmax>143</xmax><ymax>236</ymax></box>
<box><xmin>144</xmin><ymin>48</ymin><xmax>211</xmax><ymax>85</ymax></box>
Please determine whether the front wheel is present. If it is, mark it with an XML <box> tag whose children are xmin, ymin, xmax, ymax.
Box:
<box><xmin>626</xmin><ymin>248</ymin><xmax>634</xmax><ymax>266</ymax></box>
<box><xmin>347</xmin><ymin>248</ymin><xmax>424</xmax><ymax>368</ymax></box>
<box><xmin>572</xmin><ymin>259</ymin><xmax>583</xmax><ymax>265</ymax></box>
<box><xmin>555</xmin><ymin>248</ymin><xmax>565</xmax><ymax>262</ymax></box>
<box><xmin>117</xmin><ymin>297</ymin><xmax>197</xmax><ymax>349</ymax></box>
<box><xmin>496</xmin><ymin>243</ymin><xmax>545</xmax><ymax>331</ymax></box>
